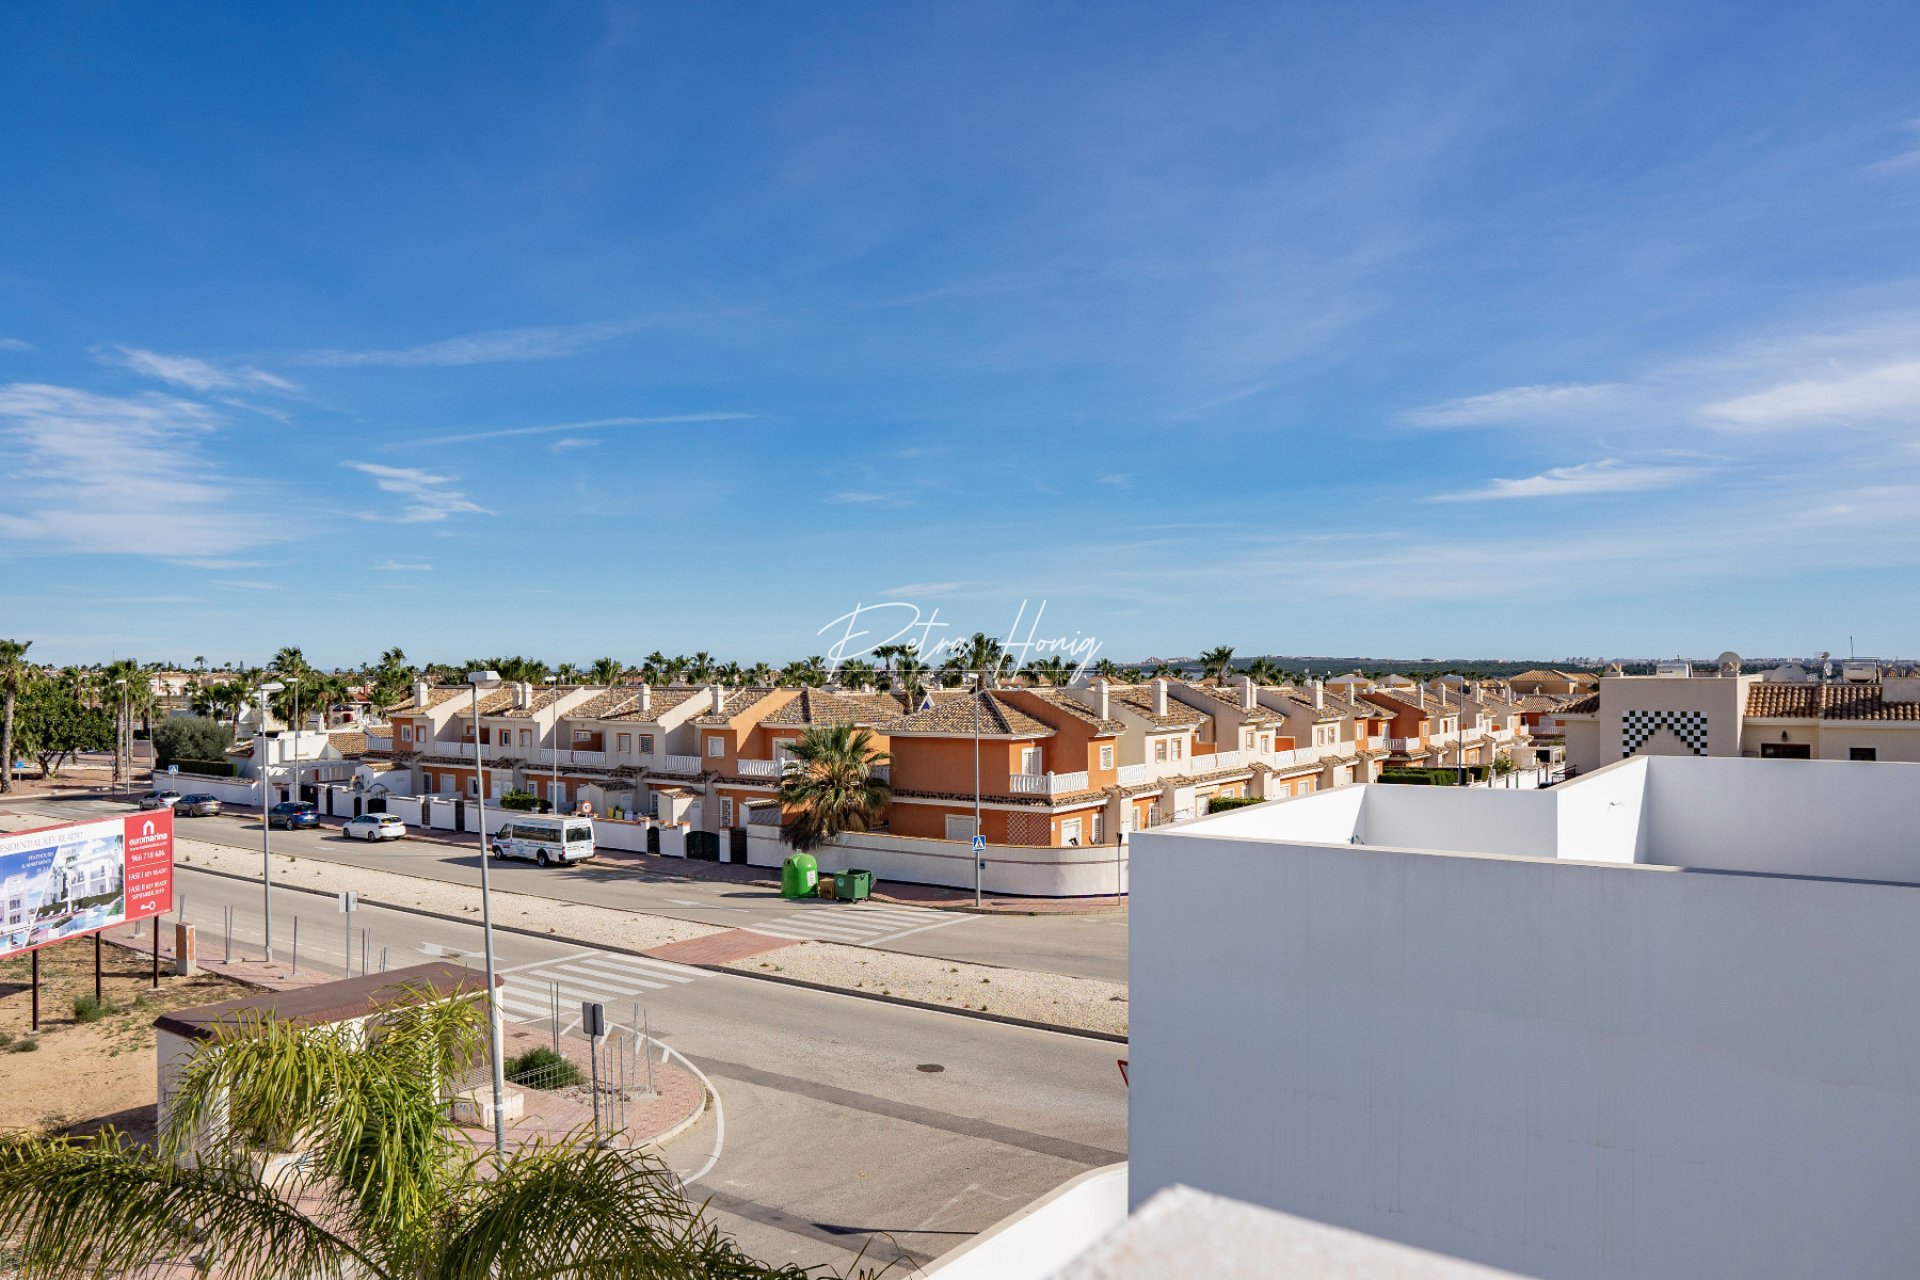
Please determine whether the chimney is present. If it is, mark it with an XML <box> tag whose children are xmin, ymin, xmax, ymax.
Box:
<box><xmin>1152</xmin><ymin>678</ymin><xmax>1169</xmax><ymax>717</ymax></box>
<box><xmin>636</xmin><ymin>683</ymin><xmax>651</xmax><ymax>715</ymax></box>
<box><xmin>513</xmin><ymin>682</ymin><xmax>532</xmax><ymax>710</ymax></box>
<box><xmin>1093</xmin><ymin>677</ymin><xmax>1111</xmax><ymax>720</ymax></box>
<box><xmin>413</xmin><ymin>680</ymin><xmax>430</xmax><ymax>709</ymax></box>
<box><xmin>709</xmin><ymin>685</ymin><xmax>726</xmax><ymax>715</ymax></box>
<box><xmin>1313</xmin><ymin>679</ymin><xmax>1325</xmax><ymax>711</ymax></box>
<box><xmin>1236</xmin><ymin>674</ymin><xmax>1255</xmax><ymax>711</ymax></box>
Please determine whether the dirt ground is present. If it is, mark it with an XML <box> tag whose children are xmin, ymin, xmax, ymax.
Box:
<box><xmin>0</xmin><ymin>935</ymin><xmax>251</xmax><ymax>1140</ymax></box>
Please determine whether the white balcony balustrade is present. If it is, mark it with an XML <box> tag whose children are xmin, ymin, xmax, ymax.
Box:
<box><xmin>655</xmin><ymin>753</ymin><xmax>703</xmax><ymax>775</ymax></box>
<box><xmin>1007</xmin><ymin>770</ymin><xmax>1090</xmax><ymax>797</ymax></box>
<box><xmin>737</xmin><ymin>757</ymin><xmax>781</xmax><ymax>778</ymax></box>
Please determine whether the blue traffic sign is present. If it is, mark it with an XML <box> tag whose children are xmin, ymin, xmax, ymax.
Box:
<box><xmin>971</xmin><ymin>834</ymin><xmax>986</xmax><ymax>853</ymax></box>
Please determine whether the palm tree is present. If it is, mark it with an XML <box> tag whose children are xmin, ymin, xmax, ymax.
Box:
<box><xmin>0</xmin><ymin>638</ymin><xmax>29</xmax><ymax>794</ymax></box>
<box><xmin>780</xmin><ymin>656</ymin><xmax>828</xmax><ymax>688</ymax></box>
<box><xmin>716</xmin><ymin>661</ymin><xmax>745</xmax><ymax>688</ymax></box>
<box><xmin>1021</xmin><ymin>656</ymin><xmax>1070</xmax><ymax>686</ymax></box>
<box><xmin>777</xmin><ymin>724</ymin><xmax>892</xmax><ymax>853</ymax></box>
<box><xmin>640</xmin><ymin>650</ymin><xmax>668</xmax><ymax>683</ymax></box>
<box><xmin>587</xmin><ymin>656</ymin><xmax>623</xmax><ymax>685</ymax></box>
<box><xmin>0</xmin><ymin>990</ymin><xmax>845</xmax><ymax>1279</ymax></box>
<box><xmin>836</xmin><ymin>659</ymin><xmax>876</xmax><ymax>690</ymax></box>
<box><xmin>747</xmin><ymin>662</ymin><xmax>775</xmax><ymax>687</ymax></box>
<box><xmin>1198</xmin><ymin>645</ymin><xmax>1237</xmax><ymax>683</ymax></box>
<box><xmin>686</xmin><ymin>652</ymin><xmax>716</xmax><ymax>684</ymax></box>
<box><xmin>554</xmin><ymin>662</ymin><xmax>582</xmax><ymax>684</ymax></box>
<box><xmin>956</xmin><ymin>632</ymin><xmax>1008</xmax><ymax>687</ymax></box>
<box><xmin>1245</xmin><ymin>656</ymin><xmax>1285</xmax><ymax>685</ymax></box>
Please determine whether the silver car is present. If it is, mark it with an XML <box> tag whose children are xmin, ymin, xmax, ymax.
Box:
<box><xmin>178</xmin><ymin>793</ymin><xmax>222</xmax><ymax>816</ymax></box>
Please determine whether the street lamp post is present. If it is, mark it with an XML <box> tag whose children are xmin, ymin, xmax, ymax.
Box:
<box><xmin>256</xmin><ymin>680</ymin><xmax>285</xmax><ymax>963</ymax></box>
<box><xmin>972</xmin><ymin>671</ymin><xmax>983</xmax><ymax>909</ymax></box>
<box><xmin>468</xmin><ymin>670</ymin><xmax>509</xmax><ymax>1154</ymax></box>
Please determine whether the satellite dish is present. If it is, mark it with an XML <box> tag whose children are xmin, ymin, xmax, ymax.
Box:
<box><xmin>1716</xmin><ymin>650</ymin><xmax>1743</xmax><ymax>676</ymax></box>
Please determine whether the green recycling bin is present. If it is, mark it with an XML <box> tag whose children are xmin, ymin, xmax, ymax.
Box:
<box><xmin>837</xmin><ymin>869</ymin><xmax>874</xmax><ymax>902</ymax></box>
<box><xmin>781</xmin><ymin>853</ymin><xmax>818</xmax><ymax>899</ymax></box>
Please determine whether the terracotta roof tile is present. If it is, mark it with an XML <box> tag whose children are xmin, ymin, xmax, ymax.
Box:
<box><xmin>881</xmin><ymin>691</ymin><xmax>1056</xmax><ymax>737</ymax></box>
<box><xmin>1012</xmin><ymin>688</ymin><xmax>1127</xmax><ymax>734</ymax></box>
<box><xmin>691</xmin><ymin>687</ymin><xmax>784</xmax><ymax>726</ymax></box>
<box><xmin>1745</xmin><ymin>683</ymin><xmax>1920</xmax><ymax>721</ymax></box>
<box><xmin>1108</xmin><ymin>684</ymin><xmax>1207</xmax><ymax>729</ymax></box>
<box><xmin>1177</xmin><ymin>681</ymin><xmax>1285</xmax><ymax>725</ymax></box>
<box><xmin>601</xmin><ymin>687</ymin><xmax>703</xmax><ymax>723</ymax></box>
<box><xmin>761</xmin><ymin>688</ymin><xmax>886</xmax><ymax>727</ymax></box>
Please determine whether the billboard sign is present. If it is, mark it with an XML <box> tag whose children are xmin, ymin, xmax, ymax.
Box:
<box><xmin>0</xmin><ymin>809</ymin><xmax>174</xmax><ymax>961</ymax></box>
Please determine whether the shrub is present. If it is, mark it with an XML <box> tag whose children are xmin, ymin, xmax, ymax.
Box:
<box><xmin>72</xmin><ymin>994</ymin><xmax>113</xmax><ymax>1023</ymax></box>
<box><xmin>10</xmin><ymin>1038</ymin><xmax>39</xmax><ymax>1052</ymax></box>
<box><xmin>174</xmin><ymin>758</ymin><xmax>240</xmax><ymax>778</ymax></box>
<box><xmin>151</xmin><ymin>716</ymin><xmax>234</xmax><ymax>769</ymax></box>
<box><xmin>498</xmin><ymin>790</ymin><xmax>551</xmax><ymax>813</ymax></box>
<box><xmin>503</xmin><ymin>1045</ymin><xmax>583</xmax><ymax>1089</ymax></box>
<box><xmin>1205</xmin><ymin>795</ymin><xmax>1262</xmax><ymax>812</ymax></box>
<box><xmin>1379</xmin><ymin>768</ymin><xmax>1462</xmax><ymax>786</ymax></box>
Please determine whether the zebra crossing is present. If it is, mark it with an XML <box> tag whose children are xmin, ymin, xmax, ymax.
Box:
<box><xmin>744</xmin><ymin>901</ymin><xmax>966</xmax><ymax>947</ymax></box>
<box><xmin>495</xmin><ymin>949</ymin><xmax>704</xmax><ymax>1025</ymax></box>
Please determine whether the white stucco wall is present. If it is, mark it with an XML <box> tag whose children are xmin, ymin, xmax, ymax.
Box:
<box><xmin>1129</xmin><ymin>827</ymin><xmax>1920</xmax><ymax>1280</ymax></box>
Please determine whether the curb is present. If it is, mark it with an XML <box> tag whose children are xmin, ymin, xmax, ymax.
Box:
<box><xmin>639</xmin><ymin>1082</ymin><xmax>710</xmax><ymax>1152</ymax></box>
<box><xmin>175</xmin><ymin>858</ymin><xmax>1129</xmax><ymax>1045</ymax></box>
<box><xmin>688</xmin><ymin>961</ymin><xmax>1131</xmax><ymax>1045</ymax></box>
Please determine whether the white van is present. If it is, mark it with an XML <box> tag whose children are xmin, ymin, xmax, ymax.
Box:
<box><xmin>490</xmin><ymin>814</ymin><xmax>595</xmax><ymax>867</ymax></box>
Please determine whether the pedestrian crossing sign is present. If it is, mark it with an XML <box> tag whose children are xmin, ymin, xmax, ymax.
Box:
<box><xmin>971</xmin><ymin>834</ymin><xmax>986</xmax><ymax>853</ymax></box>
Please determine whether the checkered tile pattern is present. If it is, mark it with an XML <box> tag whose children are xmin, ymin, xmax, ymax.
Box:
<box><xmin>1621</xmin><ymin>709</ymin><xmax>1710</xmax><ymax>757</ymax></box>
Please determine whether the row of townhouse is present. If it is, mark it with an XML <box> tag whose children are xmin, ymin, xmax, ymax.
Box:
<box><xmin>366</xmin><ymin>670</ymin><xmax>1543</xmax><ymax>848</ymax></box>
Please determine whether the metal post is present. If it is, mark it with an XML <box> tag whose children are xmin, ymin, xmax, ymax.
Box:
<box><xmin>972</xmin><ymin>680</ymin><xmax>982</xmax><ymax>909</ymax></box>
<box><xmin>257</xmin><ymin>684</ymin><xmax>282</xmax><ymax>965</ymax></box>
<box><xmin>344</xmin><ymin>900</ymin><xmax>353</xmax><ymax>978</ymax></box>
<box><xmin>291</xmin><ymin>916</ymin><xmax>300</xmax><ymax>976</ymax></box>
<box><xmin>150</xmin><ymin>918</ymin><xmax>159</xmax><ymax>988</ymax></box>
<box><xmin>470</xmin><ymin>674</ymin><xmax>509</xmax><ymax>1155</ymax></box>
<box><xmin>551</xmin><ymin>981</ymin><xmax>561</xmax><ymax>1056</ymax></box>
<box><xmin>30</xmin><ymin>949</ymin><xmax>38</xmax><ymax>1031</ymax></box>
<box><xmin>224</xmin><ymin>905</ymin><xmax>232</xmax><ymax>964</ymax></box>
<box><xmin>94</xmin><ymin>933</ymin><xmax>102</xmax><ymax>1002</ymax></box>
<box><xmin>589</xmin><ymin>1029</ymin><xmax>601</xmax><ymax>1144</ymax></box>
<box><xmin>643</xmin><ymin>1007</ymin><xmax>654</xmax><ymax>1095</ymax></box>
<box><xmin>361</xmin><ymin>928</ymin><xmax>369</xmax><ymax>976</ymax></box>
<box><xmin>380</xmin><ymin>945</ymin><xmax>389</xmax><ymax>973</ymax></box>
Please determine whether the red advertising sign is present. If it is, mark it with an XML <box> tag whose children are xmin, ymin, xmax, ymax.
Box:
<box><xmin>0</xmin><ymin>809</ymin><xmax>174</xmax><ymax>960</ymax></box>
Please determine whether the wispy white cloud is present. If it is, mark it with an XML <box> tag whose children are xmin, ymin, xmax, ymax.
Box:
<box><xmin>0</xmin><ymin>338</ymin><xmax>33</xmax><ymax>352</ymax></box>
<box><xmin>1433</xmin><ymin>459</ymin><xmax>1695</xmax><ymax>502</ymax></box>
<box><xmin>166</xmin><ymin>557</ymin><xmax>269</xmax><ymax>571</ymax></box>
<box><xmin>344</xmin><ymin>462</ymin><xmax>491</xmax><ymax>523</ymax></box>
<box><xmin>1097</xmin><ymin>473</ymin><xmax>1133</xmax><ymax>487</ymax></box>
<box><xmin>374</xmin><ymin>560</ymin><xmax>434</xmax><ymax>572</ymax></box>
<box><xmin>825</xmin><ymin>489</ymin><xmax>911</xmax><ymax>507</ymax></box>
<box><xmin>301</xmin><ymin>322</ymin><xmax>628</xmax><ymax>369</ymax></box>
<box><xmin>549</xmin><ymin>437</ymin><xmax>602</xmax><ymax>451</ymax></box>
<box><xmin>0</xmin><ymin>383</ymin><xmax>291</xmax><ymax>556</ymax></box>
<box><xmin>216</xmin><ymin>580</ymin><xmax>280</xmax><ymax>591</ymax></box>
<box><xmin>1401</xmin><ymin>383</ymin><xmax>1621</xmax><ymax>427</ymax></box>
<box><xmin>408</xmin><ymin>413</ymin><xmax>750</xmax><ymax>448</ymax></box>
<box><xmin>1866</xmin><ymin>118</ymin><xmax>1920</xmax><ymax>174</ymax></box>
<box><xmin>877</xmin><ymin>581</ymin><xmax>966</xmax><ymax>597</ymax></box>
<box><xmin>1701</xmin><ymin>358</ymin><xmax>1920</xmax><ymax>428</ymax></box>
<box><xmin>98</xmin><ymin>346</ymin><xmax>296</xmax><ymax>393</ymax></box>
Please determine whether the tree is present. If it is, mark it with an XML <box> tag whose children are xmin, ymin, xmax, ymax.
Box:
<box><xmin>956</xmin><ymin>633</ymin><xmax>1008</xmax><ymax>687</ymax></box>
<box><xmin>779</xmin><ymin>656</ymin><xmax>828</xmax><ymax>688</ymax></box>
<box><xmin>1021</xmin><ymin>656</ymin><xmax>1070</xmax><ymax>687</ymax></box>
<box><xmin>777</xmin><ymin>724</ymin><xmax>892</xmax><ymax>853</ymax></box>
<box><xmin>1245</xmin><ymin>656</ymin><xmax>1285</xmax><ymax>685</ymax></box>
<box><xmin>1198</xmin><ymin>645</ymin><xmax>1237</xmax><ymax>683</ymax></box>
<box><xmin>13</xmin><ymin>674</ymin><xmax>113</xmax><ymax>779</ymax></box>
<box><xmin>0</xmin><ymin>638</ymin><xmax>29</xmax><ymax>793</ymax></box>
<box><xmin>588</xmin><ymin>656</ymin><xmax>623</xmax><ymax>685</ymax></box>
<box><xmin>0</xmin><ymin>990</ymin><xmax>857</xmax><ymax>1279</ymax></box>
<box><xmin>151</xmin><ymin>716</ymin><xmax>235</xmax><ymax>769</ymax></box>
<box><xmin>368</xmin><ymin>647</ymin><xmax>415</xmax><ymax>710</ymax></box>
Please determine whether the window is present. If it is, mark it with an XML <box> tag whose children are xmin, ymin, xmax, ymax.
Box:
<box><xmin>1092</xmin><ymin>811</ymin><xmax>1105</xmax><ymax>842</ymax></box>
<box><xmin>1154</xmin><ymin>739</ymin><xmax>1168</xmax><ymax>762</ymax></box>
<box><xmin>1061</xmin><ymin>817</ymin><xmax>1082</xmax><ymax>847</ymax></box>
<box><xmin>399</xmin><ymin>724</ymin><xmax>413</xmax><ymax>742</ymax></box>
<box><xmin>519</xmin><ymin>729</ymin><xmax>532</xmax><ymax>748</ymax></box>
<box><xmin>1242</xmin><ymin>729</ymin><xmax>1255</xmax><ymax>749</ymax></box>
<box><xmin>707</xmin><ymin>735</ymin><xmax>725</xmax><ymax>758</ymax></box>
<box><xmin>1098</xmin><ymin>744</ymin><xmax>1114</xmax><ymax>769</ymax></box>
<box><xmin>574</xmin><ymin>729</ymin><xmax>594</xmax><ymax>744</ymax></box>
<box><xmin>1259</xmin><ymin>735</ymin><xmax>1271</xmax><ymax>753</ymax></box>
<box><xmin>1019</xmin><ymin>746</ymin><xmax>1041</xmax><ymax>775</ymax></box>
<box><xmin>1850</xmin><ymin>746</ymin><xmax>1878</xmax><ymax>762</ymax></box>
<box><xmin>945</xmin><ymin>814</ymin><xmax>977</xmax><ymax>842</ymax></box>
<box><xmin>1171</xmin><ymin>738</ymin><xmax>1183</xmax><ymax>759</ymax></box>
<box><xmin>1760</xmin><ymin>742</ymin><xmax>1812</xmax><ymax>760</ymax></box>
<box><xmin>720</xmin><ymin>797</ymin><xmax>735</xmax><ymax>827</ymax></box>
<box><xmin>617</xmin><ymin>733</ymin><xmax>631</xmax><ymax>753</ymax></box>
<box><xmin>638</xmin><ymin>734</ymin><xmax>654</xmax><ymax>754</ymax></box>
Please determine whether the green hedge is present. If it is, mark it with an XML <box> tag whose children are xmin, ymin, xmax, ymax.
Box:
<box><xmin>173</xmin><ymin>758</ymin><xmax>240</xmax><ymax>778</ymax></box>
<box><xmin>1204</xmin><ymin>795</ymin><xmax>1263</xmax><ymax>811</ymax></box>
<box><xmin>1379</xmin><ymin>768</ymin><xmax>1459</xmax><ymax>786</ymax></box>
<box><xmin>498</xmin><ymin>790</ymin><xmax>552</xmax><ymax>813</ymax></box>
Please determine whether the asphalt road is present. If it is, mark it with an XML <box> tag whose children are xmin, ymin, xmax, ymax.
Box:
<box><xmin>8</xmin><ymin>796</ymin><xmax>1127</xmax><ymax>982</ymax></box>
<box><xmin>152</xmin><ymin>860</ymin><xmax>1128</xmax><ymax>1272</ymax></box>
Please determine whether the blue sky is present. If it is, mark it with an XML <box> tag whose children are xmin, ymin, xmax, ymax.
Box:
<box><xmin>4</xmin><ymin>3</ymin><xmax>1920</xmax><ymax>668</ymax></box>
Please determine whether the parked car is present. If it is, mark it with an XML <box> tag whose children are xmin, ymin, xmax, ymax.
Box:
<box><xmin>342</xmin><ymin>813</ymin><xmax>407</xmax><ymax>842</ymax></box>
<box><xmin>138</xmin><ymin>789</ymin><xmax>182</xmax><ymax>810</ymax></box>
<box><xmin>490</xmin><ymin>814</ymin><xmax>595</xmax><ymax>867</ymax></box>
<box><xmin>178</xmin><ymin>794</ymin><xmax>222</xmax><ymax>816</ymax></box>
<box><xmin>267</xmin><ymin>801</ymin><xmax>320</xmax><ymax>830</ymax></box>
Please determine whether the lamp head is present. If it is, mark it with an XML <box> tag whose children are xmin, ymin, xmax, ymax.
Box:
<box><xmin>468</xmin><ymin>670</ymin><xmax>502</xmax><ymax>687</ymax></box>
<box><xmin>258</xmin><ymin>680</ymin><xmax>286</xmax><ymax>695</ymax></box>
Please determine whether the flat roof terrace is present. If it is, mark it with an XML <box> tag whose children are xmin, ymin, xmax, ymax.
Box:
<box><xmin>1176</xmin><ymin>755</ymin><xmax>1920</xmax><ymax>886</ymax></box>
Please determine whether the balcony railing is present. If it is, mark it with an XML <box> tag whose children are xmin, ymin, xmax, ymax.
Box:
<box><xmin>537</xmin><ymin>748</ymin><xmax>609</xmax><ymax>767</ymax></box>
<box><xmin>1007</xmin><ymin>770</ymin><xmax>1090</xmax><ymax>797</ymax></box>
<box><xmin>1116</xmin><ymin>763</ymin><xmax>1153</xmax><ymax>787</ymax></box>
<box><xmin>654</xmin><ymin>753</ymin><xmax>703</xmax><ymax>775</ymax></box>
<box><xmin>738</xmin><ymin>757</ymin><xmax>781</xmax><ymax>778</ymax></box>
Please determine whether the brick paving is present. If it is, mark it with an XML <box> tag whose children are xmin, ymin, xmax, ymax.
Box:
<box><xmin>644</xmin><ymin>928</ymin><xmax>800</xmax><ymax>966</ymax></box>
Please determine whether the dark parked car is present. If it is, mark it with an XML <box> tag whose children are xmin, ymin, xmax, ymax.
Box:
<box><xmin>178</xmin><ymin>793</ymin><xmax>222</xmax><ymax>816</ymax></box>
<box><xmin>268</xmin><ymin>801</ymin><xmax>319</xmax><ymax>830</ymax></box>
